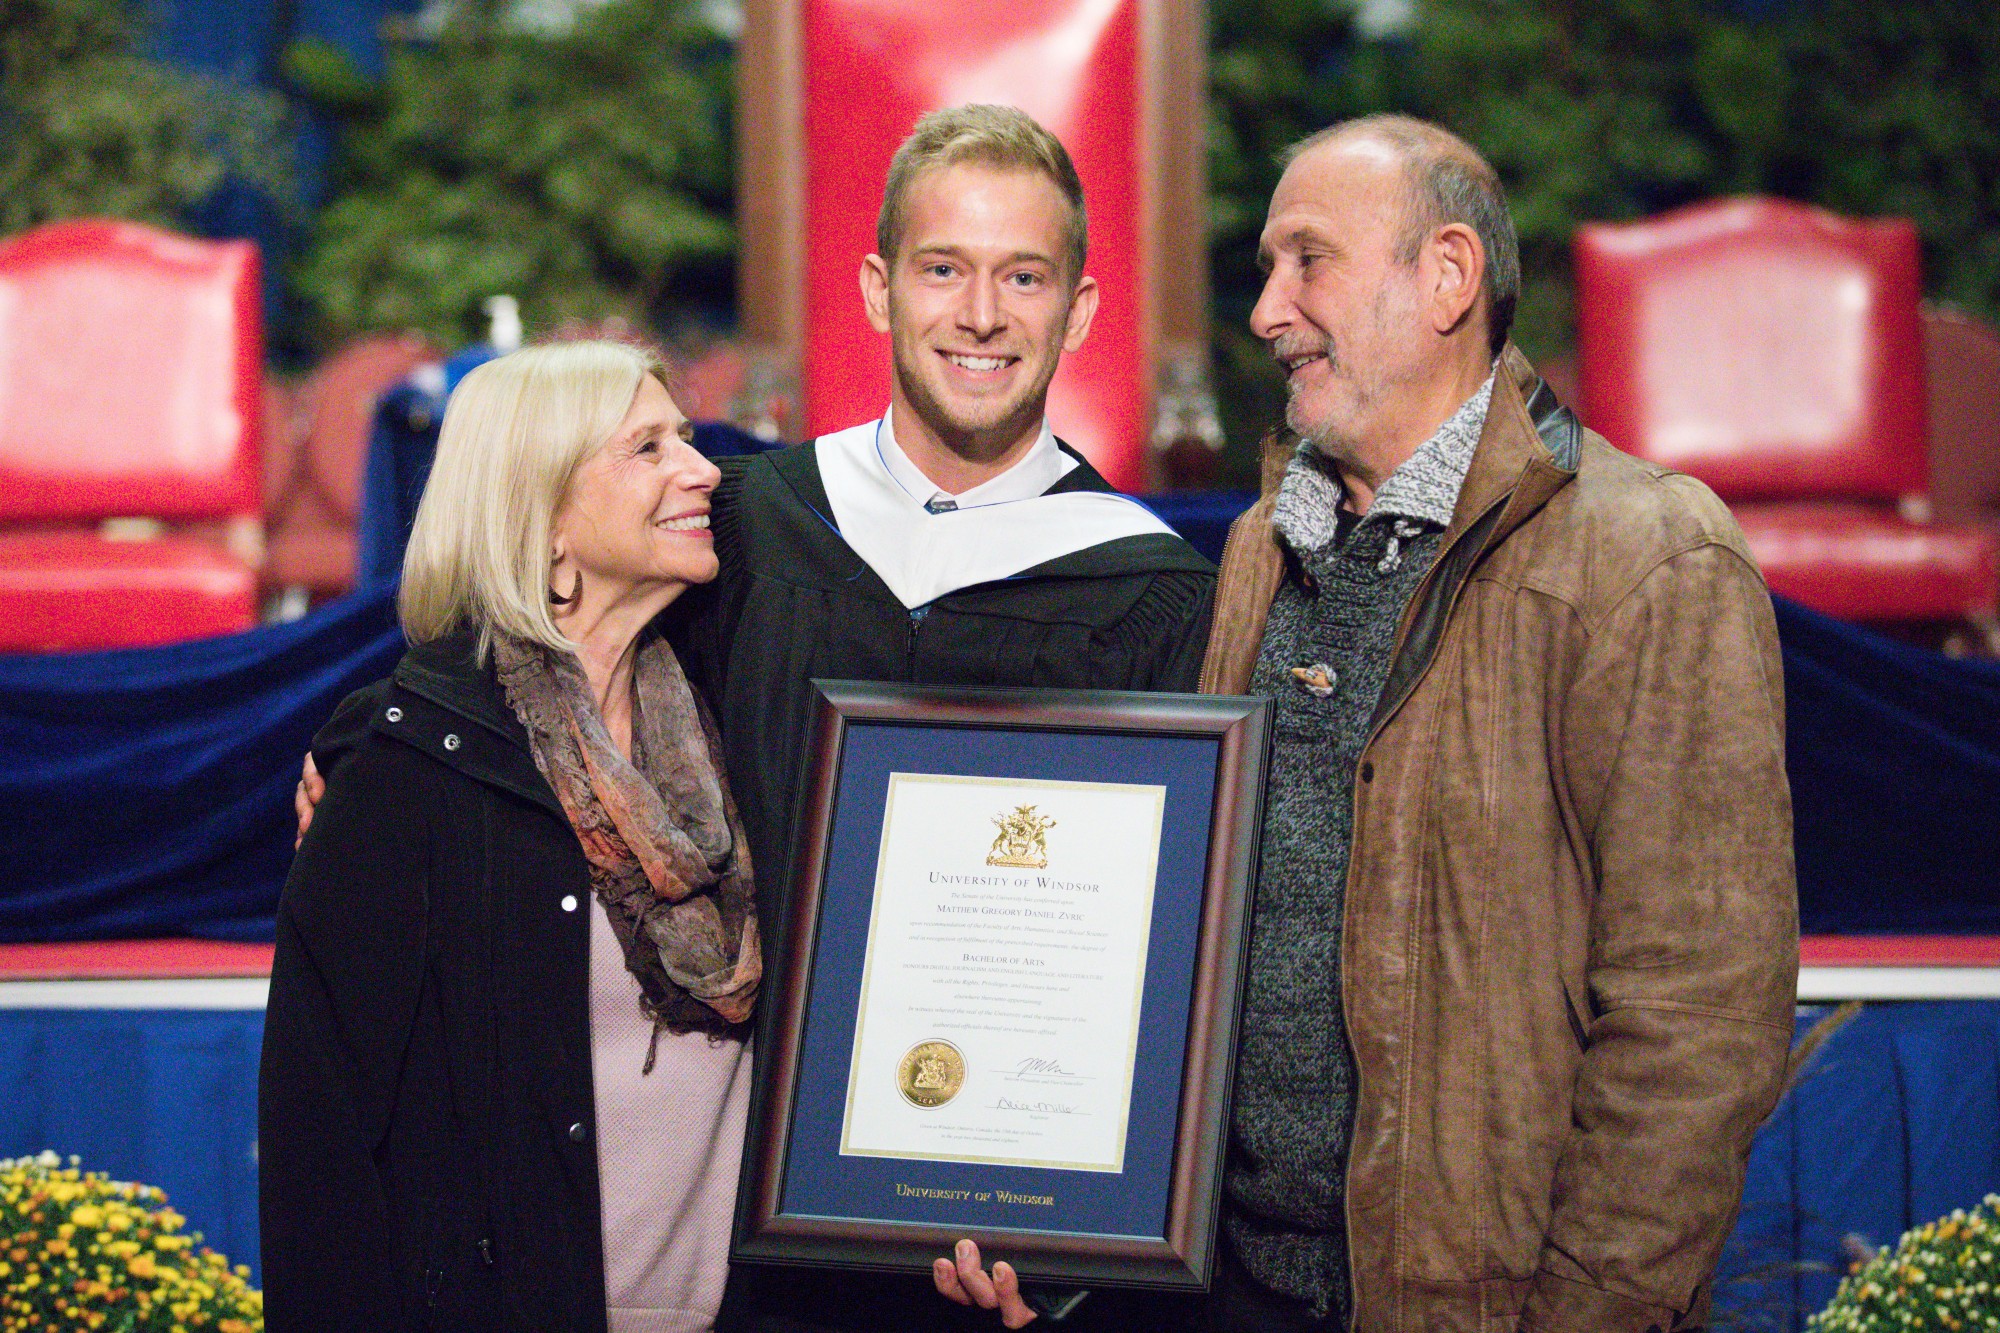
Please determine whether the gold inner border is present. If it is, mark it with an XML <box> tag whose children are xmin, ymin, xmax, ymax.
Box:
<box><xmin>837</xmin><ymin>772</ymin><xmax>1166</xmax><ymax>1174</ymax></box>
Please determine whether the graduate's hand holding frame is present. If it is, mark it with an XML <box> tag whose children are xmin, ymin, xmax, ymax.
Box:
<box><xmin>935</xmin><ymin>1239</ymin><xmax>1037</xmax><ymax>1327</ymax></box>
<box><xmin>932</xmin><ymin>1232</ymin><xmax>1040</xmax><ymax>1320</ymax></box>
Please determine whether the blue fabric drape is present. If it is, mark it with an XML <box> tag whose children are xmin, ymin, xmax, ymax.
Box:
<box><xmin>1</xmin><ymin>484</ymin><xmax>1995</xmax><ymax>943</ymax></box>
<box><xmin>1773</xmin><ymin>597</ymin><xmax>2000</xmax><ymax>932</ymax></box>
<box><xmin>1714</xmin><ymin>1003</ymin><xmax>2000</xmax><ymax>1331</ymax></box>
<box><xmin>0</xmin><ymin>587</ymin><xmax>401</xmax><ymax>942</ymax></box>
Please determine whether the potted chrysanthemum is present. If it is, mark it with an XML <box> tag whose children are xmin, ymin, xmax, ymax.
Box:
<box><xmin>0</xmin><ymin>1151</ymin><xmax>263</xmax><ymax>1331</ymax></box>
<box><xmin>1811</xmin><ymin>1195</ymin><xmax>2000</xmax><ymax>1332</ymax></box>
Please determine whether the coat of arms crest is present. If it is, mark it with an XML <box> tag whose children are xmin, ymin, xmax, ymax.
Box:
<box><xmin>986</xmin><ymin>803</ymin><xmax>1056</xmax><ymax>869</ymax></box>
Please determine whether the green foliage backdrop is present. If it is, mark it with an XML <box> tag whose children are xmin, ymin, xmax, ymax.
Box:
<box><xmin>287</xmin><ymin>0</ymin><xmax>735</xmax><ymax>349</ymax></box>
<box><xmin>0</xmin><ymin>0</ymin><xmax>290</xmax><ymax>235</ymax></box>
<box><xmin>1206</xmin><ymin>0</ymin><xmax>2000</xmax><ymax>477</ymax></box>
<box><xmin>5</xmin><ymin>0</ymin><xmax>1993</xmax><ymax>465</ymax></box>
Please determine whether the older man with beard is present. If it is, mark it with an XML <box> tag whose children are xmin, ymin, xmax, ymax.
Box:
<box><xmin>1195</xmin><ymin>115</ymin><xmax>1798</xmax><ymax>1332</ymax></box>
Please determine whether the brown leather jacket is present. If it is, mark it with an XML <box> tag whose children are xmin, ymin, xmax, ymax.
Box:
<box><xmin>1201</xmin><ymin>349</ymin><xmax>1799</xmax><ymax>1333</ymax></box>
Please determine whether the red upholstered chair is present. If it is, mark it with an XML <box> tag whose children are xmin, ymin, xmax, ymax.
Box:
<box><xmin>1575</xmin><ymin>198</ymin><xmax>1999</xmax><ymax>631</ymax></box>
<box><xmin>264</xmin><ymin>333</ymin><xmax>439</xmax><ymax>600</ymax></box>
<box><xmin>735</xmin><ymin>0</ymin><xmax>1211</xmax><ymax>492</ymax></box>
<box><xmin>0</xmin><ymin>219</ymin><xmax>263</xmax><ymax>651</ymax></box>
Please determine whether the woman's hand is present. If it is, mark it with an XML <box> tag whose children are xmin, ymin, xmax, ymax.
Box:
<box><xmin>933</xmin><ymin>1239</ymin><xmax>1037</xmax><ymax>1327</ymax></box>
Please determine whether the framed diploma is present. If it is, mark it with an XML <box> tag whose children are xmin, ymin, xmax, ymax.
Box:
<box><xmin>732</xmin><ymin>681</ymin><xmax>1272</xmax><ymax>1290</ymax></box>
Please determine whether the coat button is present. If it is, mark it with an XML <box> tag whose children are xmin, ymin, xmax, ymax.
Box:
<box><xmin>568</xmin><ymin>1122</ymin><xmax>588</xmax><ymax>1143</ymax></box>
<box><xmin>442</xmin><ymin>733</ymin><xmax>461</xmax><ymax>751</ymax></box>
<box><xmin>384</xmin><ymin>706</ymin><xmax>403</xmax><ymax>722</ymax></box>
<box><xmin>1360</xmin><ymin>760</ymin><xmax>1375</xmax><ymax>782</ymax></box>
<box><xmin>561</xmin><ymin>895</ymin><xmax>578</xmax><ymax>913</ymax></box>
<box><xmin>1289</xmin><ymin>664</ymin><xmax>1336</xmax><ymax>698</ymax></box>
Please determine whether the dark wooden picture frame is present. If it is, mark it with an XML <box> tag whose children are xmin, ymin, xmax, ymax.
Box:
<box><xmin>732</xmin><ymin>681</ymin><xmax>1272</xmax><ymax>1290</ymax></box>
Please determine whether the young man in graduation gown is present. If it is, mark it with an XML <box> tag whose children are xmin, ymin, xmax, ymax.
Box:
<box><xmin>684</xmin><ymin>102</ymin><xmax>1214</xmax><ymax>1333</ymax></box>
<box><xmin>298</xmin><ymin>105</ymin><xmax>1213</xmax><ymax>1331</ymax></box>
<box><xmin>672</xmin><ymin>104</ymin><xmax>1211</xmax><ymax>946</ymax></box>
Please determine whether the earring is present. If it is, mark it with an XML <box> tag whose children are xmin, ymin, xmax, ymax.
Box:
<box><xmin>549</xmin><ymin>567</ymin><xmax>582</xmax><ymax>606</ymax></box>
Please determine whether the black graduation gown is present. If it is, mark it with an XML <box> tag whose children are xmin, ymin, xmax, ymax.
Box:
<box><xmin>667</xmin><ymin>437</ymin><xmax>1216</xmax><ymax>949</ymax></box>
<box><xmin>665</xmin><ymin>439</ymin><xmax>1215</xmax><ymax>1333</ymax></box>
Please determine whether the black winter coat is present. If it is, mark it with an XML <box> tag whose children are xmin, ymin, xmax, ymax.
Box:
<box><xmin>260</xmin><ymin>631</ymin><xmax>625</xmax><ymax>1332</ymax></box>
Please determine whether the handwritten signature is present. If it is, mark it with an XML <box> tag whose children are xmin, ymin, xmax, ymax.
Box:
<box><xmin>1014</xmin><ymin>1056</ymin><xmax>1074</xmax><ymax>1076</ymax></box>
<box><xmin>994</xmin><ymin>1096</ymin><xmax>1080</xmax><ymax>1115</ymax></box>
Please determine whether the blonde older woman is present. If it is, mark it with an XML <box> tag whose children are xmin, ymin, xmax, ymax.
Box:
<box><xmin>260</xmin><ymin>341</ymin><xmax>758</xmax><ymax>1333</ymax></box>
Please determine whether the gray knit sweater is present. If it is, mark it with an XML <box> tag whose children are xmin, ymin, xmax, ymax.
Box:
<box><xmin>1222</xmin><ymin>378</ymin><xmax>1492</xmax><ymax>1322</ymax></box>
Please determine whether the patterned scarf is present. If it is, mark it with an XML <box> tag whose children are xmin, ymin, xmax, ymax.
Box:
<box><xmin>494</xmin><ymin>631</ymin><xmax>760</xmax><ymax>1053</ymax></box>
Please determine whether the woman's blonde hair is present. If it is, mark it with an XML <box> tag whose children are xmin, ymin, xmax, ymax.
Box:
<box><xmin>398</xmin><ymin>339</ymin><xmax>666</xmax><ymax>657</ymax></box>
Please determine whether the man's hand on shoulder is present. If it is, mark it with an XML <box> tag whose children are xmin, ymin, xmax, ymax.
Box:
<box><xmin>295</xmin><ymin>678</ymin><xmax>394</xmax><ymax>848</ymax></box>
<box><xmin>934</xmin><ymin>1239</ymin><xmax>1037</xmax><ymax>1328</ymax></box>
<box><xmin>295</xmin><ymin>752</ymin><xmax>325</xmax><ymax>849</ymax></box>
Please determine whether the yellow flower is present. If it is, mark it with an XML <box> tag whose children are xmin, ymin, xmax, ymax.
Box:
<box><xmin>126</xmin><ymin>1253</ymin><xmax>157</xmax><ymax>1280</ymax></box>
<box><xmin>68</xmin><ymin>1206</ymin><xmax>102</xmax><ymax>1229</ymax></box>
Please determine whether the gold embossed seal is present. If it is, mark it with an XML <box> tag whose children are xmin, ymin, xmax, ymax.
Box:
<box><xmin>986</xmin><ymin>804</ymin><xmax>1056</xmax><ymax>869</ymax></box>
<box><xmin>897</xmin><ymin>1040</ymin><xmax>966</xmax><ymax>1108</ymax></box>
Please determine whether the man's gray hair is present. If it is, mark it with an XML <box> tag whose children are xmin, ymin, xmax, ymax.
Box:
<box><xmin>1284</xmin><ymin>114</ymin><xmax>1520</xmax><ymax>355</ymax></box>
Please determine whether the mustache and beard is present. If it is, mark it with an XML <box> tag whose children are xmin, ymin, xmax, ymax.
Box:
<box><xmin>1271</xmin><ymin>332</ymin><xmax>1336</xmax><ymax>385</ymax></box>
<box><xmin>1265</xmin><ymin>270</ymin><xmax>1422</xmax><ymax>459</ymax></box>
<box><xmin>1269</xmin><ymin>331</ymin><xmax>1369</xmax><ymax>457</ymax></box>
